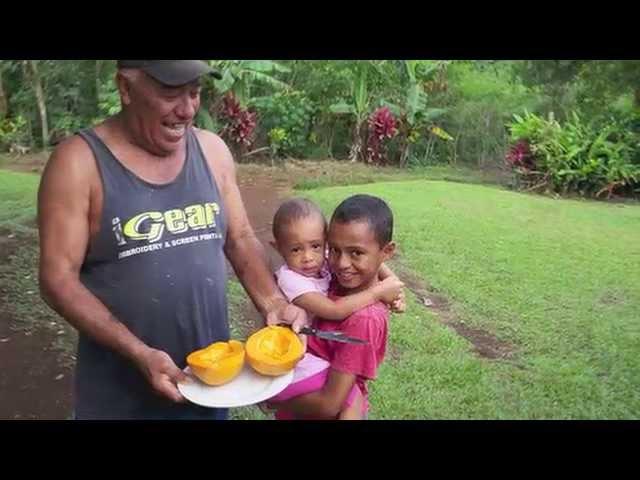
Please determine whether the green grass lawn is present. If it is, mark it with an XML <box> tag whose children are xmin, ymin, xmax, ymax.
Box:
<box><xmin>3</xmin><ymin>166</ymin><xmax>639</xmax><ymax>419</ymax></box>
<box><xmin>0</xmin><ymin>169</ymin><xmax>40</xmax><ymax>228</ymax></box>
<box><xmin>305</xmin><ymin>180</ymin><xmax>640</xmax><ymax>419</ymax></box>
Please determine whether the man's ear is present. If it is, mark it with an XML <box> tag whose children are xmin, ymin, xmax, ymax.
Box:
<box><xmin>115</xmin><ymin>71</ymin><xmax>133</xmax><ymax>106</ymax></box>
<box><xmin>382</xmin><ymin>241</ymin><xmax>396</xmax><ymax>261</ymax></box>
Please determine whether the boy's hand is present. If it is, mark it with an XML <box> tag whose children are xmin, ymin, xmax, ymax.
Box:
<box><xmin>375</xmin><ymin>276</ymin><xmax>405</xmax><ymax>304</ymax></box>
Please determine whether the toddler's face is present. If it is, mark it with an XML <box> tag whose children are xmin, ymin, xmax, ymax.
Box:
<box><xmin>275</xmin><ymin>216</ymin><xmax>327</xmax><ymax>278</ymax></box>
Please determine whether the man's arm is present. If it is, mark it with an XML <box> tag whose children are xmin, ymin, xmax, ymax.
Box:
<box><xmin>38</xmin><ymin>137</ymin><xmax>186</xmax><ymax>402</ymax></box>
<box><xmin>271</xmin><ymin>369</ymin><xmax>357</xmax><ymax>419</ymax></box>
<box><xmin>197</xmin><ymin>130</ymin><xmax>307</xmax><ymax>331</ymax></box>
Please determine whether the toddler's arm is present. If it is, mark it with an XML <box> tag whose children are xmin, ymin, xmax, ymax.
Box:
<box><xmin>379</xmin><ymin>262</ymin><xmax>397</xmax><ymax>280</ymax></box>
<box><xmin>379</xmin><ymin>262</ymin><xmax>406</xmax><ymax>313</ymax></box>
<box><xmin>293</xmin><ymin>275</ymin><xmax>403</xmax><ymax>321</ymax></box>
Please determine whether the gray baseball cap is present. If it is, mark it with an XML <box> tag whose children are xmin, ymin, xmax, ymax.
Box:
<box><xmin>117</xmin><ymin>60</ymin><xmax>222</xmax><ymax>86</ymax></box>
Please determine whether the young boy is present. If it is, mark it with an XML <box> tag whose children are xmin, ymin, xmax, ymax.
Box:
<box><xmin>265</xmin><ymin>197</ymin><xmax>403</xmax><ymax>419</ymax></box>
<box><xmin>268</xmin><ymin>194</ymin><xmax>397</xmax><ymax>419</ymax></box>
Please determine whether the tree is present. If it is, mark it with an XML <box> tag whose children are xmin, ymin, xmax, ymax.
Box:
<box><xmin>575</xmin><ymin>61</ymin><xmax>640</xmax><ymax>110</ymax></box>
<box><xmin>23</xmin><ymin>60</ymin><xmax>49</xmax><ymax>149</ymax></box>
<box><xmin>208</xmin><ymin>60</ymin><xmax>291</xmax><ymax>106</ymax></box>
<box><xmin>277</xmin><ymin>60</ymin><xmax>357</xmax><ymax>158</ymax></box>
<box><xmin>76</xmin><ymin>60</ymin><xmax>100</xmax><ymax>122</ymax></box>
<box><xmin>329</xmin><ymin>62</ymin><xmax>384</xmax><ymax>162</ymax></box>
<box><xmin>513</xmin><ymin>60</ymin><xmax>585</xmax><ymax>120</ymax></box>
<box><xmin>382</xmin><ymin>60</ymin><xmax>449</xmax><ymax>166</ymax></box>
<box><xmin>0</xmin><ymin>63</ymin><xmax>7</xmax><ymax>120</ymax></box>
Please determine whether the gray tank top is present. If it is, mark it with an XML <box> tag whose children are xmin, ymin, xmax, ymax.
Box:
<box><xmin>75</xmin><ymin>127</ymin><xmax>229</xmax><ymax>419</ymax></box>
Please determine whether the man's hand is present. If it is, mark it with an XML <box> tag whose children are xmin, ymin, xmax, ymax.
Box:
<box><xmin>266</xmin><ymin>299</ymin><xmax>309</xmax><ymax>333</ymax></box>
<box><xmin>265</xmin><ymin>298</ymin><xmax>309</xmax><ymax>350</ymax></box>
<box><xmin>137</xmin><ymin>347</ymin><xmax>187</xmax><ymax>403</ymax></box>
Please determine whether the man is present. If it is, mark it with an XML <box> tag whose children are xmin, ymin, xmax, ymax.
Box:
<box><xmin>37</xmin><ymin>60</ymin><xmax>307</xmax><ymax>419</ymax></box>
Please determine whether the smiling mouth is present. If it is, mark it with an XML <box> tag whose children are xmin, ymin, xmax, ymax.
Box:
<box><xmin>337</xmin><ymin>272</ymin><xmax>356</xmax><ymax>282</ymax></box>
<box><xmin>163</xmin><ymin>122</ymin><xmax>187</xmax><ymax>138</ymax></box>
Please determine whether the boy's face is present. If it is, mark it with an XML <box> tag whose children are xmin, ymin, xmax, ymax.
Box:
<box><xmin>328</xmin><ymin>220</ymin><xmax>395</xmax><ymax>294</ymax></box>
<box><xmin>274</xmin><ymin>216</ymin><xmax>327</xmax><ymax>278</ymax></box>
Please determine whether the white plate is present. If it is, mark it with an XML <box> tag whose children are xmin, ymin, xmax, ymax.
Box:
<box><xmin>178</xmin><ymin>364</ymin><xmax>294</xmax><ymax>408</ymax></box>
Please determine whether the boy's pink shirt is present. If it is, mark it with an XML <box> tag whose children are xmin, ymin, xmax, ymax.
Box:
<box><xmin>274</xmin><ymin>263</ymin><xmax>389</xmax><ymax>416</ymax></box>
<box><xmin>308</xmin><ymin>280</ymin><xmax>389</xmax><ymax>403</ymax></box>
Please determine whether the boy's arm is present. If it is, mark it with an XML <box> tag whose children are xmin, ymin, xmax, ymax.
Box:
<box><xmin>271</xmin><ymin>369</ymin><xmax>357</xmax><ymax>419</ymax></box>
<box><xmin>293</xmin><ymin>275</ymin><xmax>402</xmax><ymax>321</ymax></box>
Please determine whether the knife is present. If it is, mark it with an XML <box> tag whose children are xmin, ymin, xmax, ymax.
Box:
<box><xmin>277</xmin><ymin>324</ymin><xmax>368</xmax><ymax>345</ymax></box>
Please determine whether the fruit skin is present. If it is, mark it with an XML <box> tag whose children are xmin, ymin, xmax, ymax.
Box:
<box><xmin>246</xmin><ymin>326</ymin><xmax>304</xmax><ymax>376</ymax></box>
<box><xmin>186</xmin><ymin>340</ymin><xmax>245</xmax><ymax>386</ymax></box>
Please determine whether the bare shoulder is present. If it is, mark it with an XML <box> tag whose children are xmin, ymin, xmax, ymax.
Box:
<box><xmin>41</xmin><ymin>134</ymin><xmax>98</xmax><ymax>187</ymax></box>
<box><xmin>193</xmin><ymin>128</ymin><xmax>236</xmax><ymax>176</ymax></box>
<box><xmin>38</xmin><ymin>133</ymin><xmax>100</xmax><ymax>222</ymax></box>
<box><xmin>192</xmin><ymin>128</ymin><xmax>251</xmax><ymax>235</ymax></box>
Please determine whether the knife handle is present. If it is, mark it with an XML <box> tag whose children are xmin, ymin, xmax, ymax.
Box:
<box><xmin>276</xmin><ymin>323</ymin><xmax>316</xmax><ymax>335</ymax></box>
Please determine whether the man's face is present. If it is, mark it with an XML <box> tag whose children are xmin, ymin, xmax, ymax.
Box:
<box><xmin>328</xmin><ymin>220</ymin><xmax>394</xmax><ymax>294</ymax></box>
<box><xmin>123</xmin><ymin>72</ymin><xmax>202</xmax><ymax>156</ymax></box>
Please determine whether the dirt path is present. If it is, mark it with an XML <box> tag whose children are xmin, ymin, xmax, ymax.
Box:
<box><xmin>0</xmin><ymin>314</ymin><xmax>74</xmax><ymax>419</ymax></box>
<box><xmin>0</xmin><ymin>227</ymin><xmax>75</xmax><ymax>419</ymax></box>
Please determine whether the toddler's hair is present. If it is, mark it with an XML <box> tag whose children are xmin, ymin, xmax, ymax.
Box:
<box><xmin>272</xmin><ymin>197</ymin><xmax>327</xmax><ymax>241</ymax></box>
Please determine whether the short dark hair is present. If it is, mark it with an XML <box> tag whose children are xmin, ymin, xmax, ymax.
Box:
<box><xmin>330</xmin><ymin>194</ymin><xmax>393</xmax><ymax>246</ymax></box>
<box><xmin>272</xmin><ymin>197</ymin><xmax>327</xmax><ymax>241</ymax></box>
